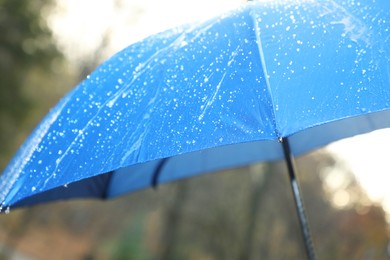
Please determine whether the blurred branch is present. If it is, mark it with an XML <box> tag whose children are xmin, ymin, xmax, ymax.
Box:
<box><xmin>239</xmin><ymin>164</ymin><xmax>269</xmax><ymax>260</ymax></box>
<box><xmin>160</xmin><ymin>181</ymin><xmax>189</xmax><ymax>260</ymax></box>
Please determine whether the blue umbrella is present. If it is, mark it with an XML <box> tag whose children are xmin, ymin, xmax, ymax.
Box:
<box><xmin>1</xmin><ymin>0</ymin><xmax>389</xmax><ymax>259</ymax></box>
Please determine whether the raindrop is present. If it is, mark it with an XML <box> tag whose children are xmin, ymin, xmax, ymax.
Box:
<box><xmin>32</xmin><ymin>186</ymin><xmax>36</xmax><ymax>192</ymax></box>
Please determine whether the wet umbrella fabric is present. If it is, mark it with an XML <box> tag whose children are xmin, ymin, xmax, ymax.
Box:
<box><xmin>1</xmin><ymin>0</ymin><xmax>389</xmax><ymax>213</ymax></box>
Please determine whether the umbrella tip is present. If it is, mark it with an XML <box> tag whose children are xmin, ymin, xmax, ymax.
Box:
<box><xmin>151</xmin><ymin>158</ymin><xmax>169</xmax><ymax>190</ymax></box>
<box><xmin>152</xmin><ymin>181</ymin><xmax>159</xmax><ymax>190</ymax></box>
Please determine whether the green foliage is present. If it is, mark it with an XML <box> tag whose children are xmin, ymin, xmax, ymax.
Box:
<box><xmin>0</xmin><ymin>0</ymin><xmax>62</xmax><ymax>167</ymax></box>
<box><xmin>107</xmin><ymin>215</ymin><xmax>151</xmax><ymax>260</ymax></box>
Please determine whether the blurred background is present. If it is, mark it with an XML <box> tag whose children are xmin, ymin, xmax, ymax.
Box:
<box><xmin>0</xmin><ymin>0</ymin><xmax>389</xmax><ymax>259</ymax></box>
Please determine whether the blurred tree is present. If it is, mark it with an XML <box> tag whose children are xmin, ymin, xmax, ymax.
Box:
<box><xmin>0</xmin><ymin>0</ymin><xmax>62</xmax><ymax>168</ymax></box>
<box><xmin>159</xmin><ymin>181</ymin><xmax>189</xmax><ymax>260</ymax></box>
<box><xmin>134</xmin><ymin>152</ymin><xmax>389</xmax><ymax>260</ymax></box>
<box><xmin>0</xmin><ymin>0</ymin><xmax>66</xmax><ymax>257</ymax></box>
<box><xmin>298</xmin><ymin>152</ymin><xmax>390</xmax><ymax>259</ymax></box>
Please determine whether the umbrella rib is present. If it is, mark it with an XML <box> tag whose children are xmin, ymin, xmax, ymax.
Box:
<box><xmin>151</xmin><ymin>158</ymin><xmax>169</xmax><ymax>188</ymax></box>
<box><xmin>101</xmin><ymin>171</ymin><xmax>115</xmax><ymax>199</ymax></box>
<box><xmin>250</xmin><ymin>9</ymin><xmax>281</xmax><ymax>137</ymax></box>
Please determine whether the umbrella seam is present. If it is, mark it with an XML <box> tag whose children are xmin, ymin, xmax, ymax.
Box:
<box><xmin>250</xmin><ymin>8</ymin><xmax>281</xmax><ymax>138</ymax></box>
<box><xmin>102</xmin><ymin>171</ymin><xmax>115</xmax><ymax>199</ymax></box>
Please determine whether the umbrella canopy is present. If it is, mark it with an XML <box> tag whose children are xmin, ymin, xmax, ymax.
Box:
<box><xmin>1</xmin><ymin>0</ymin><xmax>389</xmax><ymax>209</ymax></box>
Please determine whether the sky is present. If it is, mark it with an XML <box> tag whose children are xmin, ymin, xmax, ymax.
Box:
<box><xmin>48</xmin><ymin>0</ymin><xmax>244</xmax><ymax>61</ymax></box>
<box><xmin>48</xmin><ymin>0</ymin><xmax>390</xmax><ymax>212</ymax></box>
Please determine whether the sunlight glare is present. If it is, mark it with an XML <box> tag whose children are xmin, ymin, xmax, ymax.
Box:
<box><xmin>327</xmin><ymin>129</ymin><xmax>390</xmax><ymax>213</ymax></box>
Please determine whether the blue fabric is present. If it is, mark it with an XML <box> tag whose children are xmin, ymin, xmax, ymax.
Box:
<box><xmin>1</xmin><ymin>0</ymin><xmax>389</xmax><ymax>208</ymax></box>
